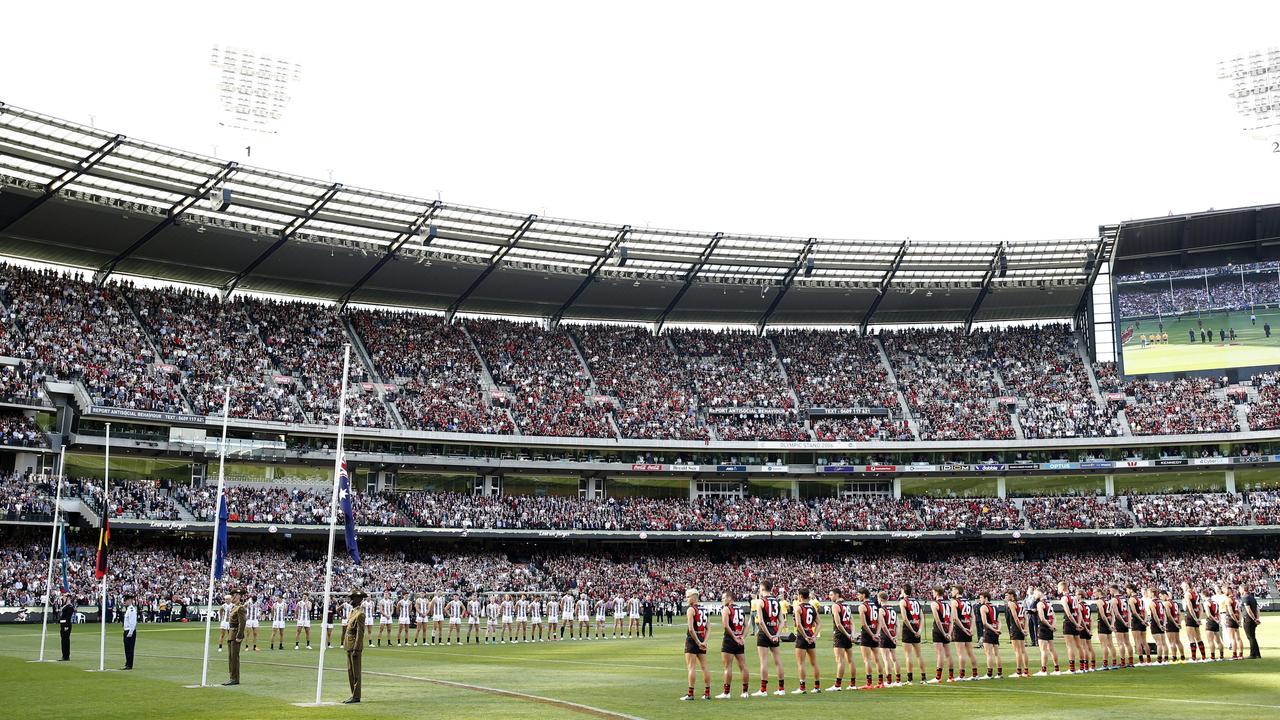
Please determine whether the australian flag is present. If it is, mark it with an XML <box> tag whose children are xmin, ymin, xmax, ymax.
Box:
<box><xmin>213</xmin><ymin>490</ymin><xmax>228</xmax><ymax>580</ymax></box>
<box><xmin>338</xmin><ymin>457</ymin><xmax>361</xmax><ymax>565</ymax></box>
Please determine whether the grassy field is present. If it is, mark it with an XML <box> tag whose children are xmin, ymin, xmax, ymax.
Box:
<box><xmin>1</xmin><ymin>619</ymin><xmax>1277</xmax><ymax>719</ymax></box>
<box><xmin>1120</xmin><ymin>307</ymin><xmax>1280</xmax><ymax>374</ymax></box>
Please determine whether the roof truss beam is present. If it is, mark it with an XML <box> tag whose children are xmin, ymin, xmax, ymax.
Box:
<box><xmin>549</xmin><ymin>224</ymin><xmax>631</xmax><ymax>327</ymax></box>
<box><xmin>0</xmin><ymin>133</ymin><xmax>125</xmax><ymax>234</ymax></box>
<box><xmin>220</xmin><ymin>182</ymin><xmax>342</xmax><ymax>299</ymax></box>
<box><xmin>655</xmin><ymin>232</ymin><xmax>723</xmax><ymax>334</ymax></box>
<box><xmin>94</xmin><ymin>161</ymin><xmax>239</xmax><ymax>286</ymax></box>
<box><xmin>337</xmin><ymin>201</ymin><xmax>442</xmax><ymax>310</ymax></box>
<box><xmin>445</xmin><ymin>214</ymin><xmax>538</xmax><ymax>322</ymax></box>
<box><xmin>964</xmin><ymin>244</ymin><xmax>1005</xmax><ymax>333</ymax></box>
<box><xmin>756</xmin><ymin>238</ymin><xmax>816</xmax><ymax>333</ymax></box>
<box><xmin>859</xmin><ymin>240</ymin><xmax>909</xmax><ymax>334</ymax></box>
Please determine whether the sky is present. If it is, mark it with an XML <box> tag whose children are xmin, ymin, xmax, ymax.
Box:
<box><xmin>5</xmin><ymin>1</ymin><xmax>1280</xmax><ymax>243</ymax></box>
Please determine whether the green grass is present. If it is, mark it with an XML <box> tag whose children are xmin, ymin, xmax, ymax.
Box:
<box><xmin>1120</xmin><ymin>308</ymin><xmax>1280</xmax><ymax>374</ymax></box>
<box><xmin>2</xmin><ymin>619</ymin><xmax>1277</xmax><ymax>719</ymax></box>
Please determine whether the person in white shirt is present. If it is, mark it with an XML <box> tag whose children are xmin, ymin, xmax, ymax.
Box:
<box><xmin>121</xmin><ymin>593</ymin><xmax>138</xmax><ymax>670</ymax></box>
<box><xmin>485</xmin><ymin>598</ymin><xmax>500</xmax><ymax>645</ymax></box>
<box><xmin>561</xmin><ymin>593</ymin><xmax>575</xmax><ymax>640</ymax></box>
<box><xmin>577</xmin><ymin>595</ymin><xmax>591</xmax><ymax>639</ymax></box>
<box><xmin>628</xmin><ymin>596</ymin><xmax>643</xmax><ymax>638</ymax></box>
<box><xmin>397</xmin><ymin>595</ymin><xmax>412</xmax><ymax>646</ymax></box>
<box><xmin>529</xmin><ymin>597</ymin><xmax>543</xmax><ymax>642</ymax></box>
<box><xmin>269</xmin><ymin>595</ymin><xmax>287</xmax><ymax>650</ymax></box>
<box><xmin>217</xmin><ymin>597</ymin><xmax>232</xmax><ymax>652</ymax></box>
<box><xmin>446</xmin><ymin>595</ymin><xmax>464</xmax><ymax>645</ymax></box>
<box><xmin>594</xmin><ymin>597</ymin><xmax>607</xmax><ymax>639</ymax></box>
<box><xmin>245</xmin><ymin>595</ymin><xmax>262</xmax><ymax>652</ymax></box>
<box><xmin>362</xmin><ymin>596</ymin><xmax>375</xmax><ymax>648</ymax></box>
<box><xmin>500</xmin><ymin>594</ymin><xmax>515</xmax><ymax>643</ymax></box>
<box><xmin>516</xmin><ymin>595</ymin><xmax>529</xmax><ymax>642</ymax></box>
<box><xmin>431</xmin><ymin>593</ymin><xmax>446</xmax><ymax>646</ymax></box>
<box><xmin>613</xmin><ymin>595</ymin><xmax>627</xmax><ymax>638</ymax></box>
<box><xmin>547</xmin><ymin>594</ymin><xmax>561</xmax><ymax>641</ymax></box>
<box><xmin>413</xmin><ymin>594</ymin><xmax>430</xmax><ymax>646</ymax></box>
<box><xmin>466</xmin><ymin>595</ymin><xmax>482</xmax><ymax>645</ymax></box>
<box><xmin>377</xmin><ymin>593</ymin><xmax>395</xmax><ymax>647</ymax></box>
<box><xmin>294</xmin><ymin>597</ymin><xmax>313</xmax><ymax>650</ymax></box>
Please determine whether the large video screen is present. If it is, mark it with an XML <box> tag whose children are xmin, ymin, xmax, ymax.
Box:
<box><xmin>1114</xmin><ymin>260</ymin><xmax>1280</xmax><ymax>375</ymax></box>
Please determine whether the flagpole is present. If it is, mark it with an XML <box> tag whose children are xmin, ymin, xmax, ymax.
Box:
<box><xmin>99</xmin><ymin>422</ymin><xmax>110</xmax><ymax>672</ymax></box>
<box><xmin>314</xmin><ymin>344</ymin><xmax>352</xmax><ymax>705</ymax></box>
<box><xmin>37</xmin><ymin>445</ymin><xmax>67</xmax><ymax>662</ymax></box>
<box><xmin>199</xmin><ymin>387</ymin><xmax>232</xmax><ymax>688</ymax></box>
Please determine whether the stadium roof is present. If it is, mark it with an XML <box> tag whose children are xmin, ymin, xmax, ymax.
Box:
<box><xmin>1107</xmin><ymin>202</ymin><xmax>1280</xmax><ymax>271</ymax></box>
<box><xmin>0</xmin><ymin>102</ymin><xmax>1101</xmax><ymax>327</ymax></box>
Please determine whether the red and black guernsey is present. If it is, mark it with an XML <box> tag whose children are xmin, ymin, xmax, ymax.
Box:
<box><xmin>882</xmin><ymin>606</ymin><xmax>899</xmax><ymax>637</ymax></box>
<box><xmin>689</xmin><ymin>605</ymin><xmax>709</xmax><ymax>643</ymax></box>
<box><xmin>759</xmin><ymin>596</ymin><xmax>781</xmax><ymax>635</ymax></box>
<box><xmin>935</xmin><ymin>600</ymin><xmax>953</xmax><ymax>633</ymax></box>
<box><xmin>724</xmin><ymin>605</ymin><xmax>745</xmax><ymax>639</ymax></box>
<box><xmin>956</xmin><ymin>599</ymin><xmax>975</xmax><ymax>634</ymax></box>
<box><xmin>833</xmin><ymin>602</ymin><xmax>854</xmax><ymax>636</ymax></box>
<box><xmin>904</xmin><ymin>597</ymin><xmax>922</xmax><ymax>631</ymax></box>
<box><xmin>1039</xmin><ymin>599</ymin><xmax>1056</xmax><ymax>628</ymax></box>
<box><xmin>1006</xmin><ymin>601</ymin><xmax>1026</xmax><ymax>637</ymax></box>
<box><xmin>983</xmin><ymin>602</ymin><xmax>999</xmax><ymax>629</ymax></box>
<box><xmin>861</xmin><ymin>602</ymin><xmax>879</xmax><ymax>633</ymax></box>
<box><xmin>798</xmin><ymin>603</ymin><xmax>818</xmax><ymax>637</ymax></box>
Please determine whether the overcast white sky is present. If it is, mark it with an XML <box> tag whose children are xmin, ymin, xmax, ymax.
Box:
<box><xmin>5</xmin><ymin>1</ymin><xmax>1280</xmax><ymax>243</ymax></box>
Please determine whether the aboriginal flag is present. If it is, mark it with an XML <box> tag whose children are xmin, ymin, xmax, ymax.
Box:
<box><xmin>94</xmin><ymin>514</ymin><xmax>110</xmax><ymax>580</ymax></box>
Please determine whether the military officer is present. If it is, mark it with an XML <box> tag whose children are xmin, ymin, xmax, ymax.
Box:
<box><xmin>344</xmin><ymin>590</ymin><xmax>367</xmax><ymax>704</ymax></box>
<box><xmin>223</xmin><ymin>588</ymin><xmax>247</xmax><ymax>686</ymax></box>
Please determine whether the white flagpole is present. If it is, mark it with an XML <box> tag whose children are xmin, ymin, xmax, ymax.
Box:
<box><xmin>38</xmin><ymin>445</ymin><xmax>67</xmax><ymax>662</ymax></box>
<box><xmin>199</xmin><ymin>387</ymin><xmax>232</xmax><ymax>687</ymax></box>
<box><xmin>99</xmin><ymin>422</ymin><xmax>110</xmax><ymax>672</ymax></box>
<box><xmin>314</xmin><ymin>344</ymin><xmax>352</xmax><ymax>705</ymax></box>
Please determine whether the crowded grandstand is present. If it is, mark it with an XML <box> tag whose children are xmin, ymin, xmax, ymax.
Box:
<box><xmin>0</xmin><ymin>101</ymin><xmax>1276</xmax><ymax>715</ymax></box>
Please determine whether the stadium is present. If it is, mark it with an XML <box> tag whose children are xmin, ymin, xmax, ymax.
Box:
<box><xmin>2</xmin><ymin>7</ymin><xmax>1280</xmax><ymax>720</ymax></box>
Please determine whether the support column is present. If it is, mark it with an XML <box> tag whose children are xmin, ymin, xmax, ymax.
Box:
<box><xmin>892</xmin><ymin>477</ymin><xmax>901</xmax><ymax>499</ymax></box>
<box><xmin>790</xmin><ymin>479</ymin><xmax>800</xmax><ymax>499</ymax></box>
<box><xmin>996</xmin><ymin>476</ymin><xmax>1007</xmax><ymax>499</ymax></box>
<box><xmin>1225</xmin><ymin>469</ymin><xmax>1236</xmax><ymax>494</ymax></box>
<box><xmin>1104</xmin><ymin>474</ymin><xmax>1115</xmax><ymax>496</ymax></box>
<box><xmin>689</xmin><ymin>478</ymin><xmax>698</xmax><ymax>500</ymax></box>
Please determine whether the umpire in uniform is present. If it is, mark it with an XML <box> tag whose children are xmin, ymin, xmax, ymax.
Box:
<box><xmin>57</xmin><ymin>593</ymin><xmax>74</xmax><ymax>661</ymax></box>
<box><xmin>223</xmin><ymin>588</ymin><xmax>247</xmax><ymax>686</ymax></box>
<box><xmin>343</xmin><ymin>590</ymin><xmax>367</xmax><ymax>704</ymax></box>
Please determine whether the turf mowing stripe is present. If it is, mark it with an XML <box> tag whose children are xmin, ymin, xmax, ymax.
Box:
<box><xmin>412</xmin><ymin>647</ymin><xmax>674</xmax><ymax>672</ymax></box>
<box><xmin>145</xmin><ymin>652</ymin><xmax>649</xmax><ymax>720</ymax></box>
<box><xmin>945</xmin><ymin>679</ymin><xmax>1280</xmax><ymax>710</ymax></box>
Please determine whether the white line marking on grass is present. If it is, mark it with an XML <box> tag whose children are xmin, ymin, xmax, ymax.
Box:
<box><xmin>146</xmin><ymin>652</ymin><xmax>649</xmax><ymax>720</ymax></box>
<box><xmin>946</xmin><ymin>681</ymin><xmax>1280</xmax><ymax>710</ymax></box>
